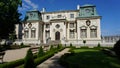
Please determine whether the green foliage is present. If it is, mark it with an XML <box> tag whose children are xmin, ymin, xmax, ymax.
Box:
<box><xmin>113</xmin><ymin>39</ymin><xmax>120</xmax><ymax>58</ymax></box>
<box><xmin>59</xmin><ymin>48</ymin><xmax>120</xmax><ymax>68</ymax></box>
<box><xmin>24</xmin><ymin>49</ymin><xmax>35</xmax><ymax>68</ymax></box>
<box><xmin>0</xmin><ymin>0</ymin><xmax>22</xmax><ymax>39</ymax></box>
<box><xmin>37</xmin><ymin>46</ymin><xmax>45</xmax><ymax>57</ymax></box>
<box><xmin>50</xmin><ymin>45</ymin><xmax>54</xmax><ymax>50</ymax></box>
<box><xmin>97</xmin><ymin>43</ymin><xmax>101</xmax><ymax>47</ymax></box>
<box><xmin>57</xmin><ymin>44</ymin><xmax>62</xmax><ymax>49</ymax></box>
<box><xmin>83</xmin><ymin>40</ymin><xmax>86</xmax><ymax>44</ymax></box>
<box><xmin>70</xmin><ymin>43</ymin><xmax>73</xmax><ymax>47</ymax></box>
<box><xmin>35</xmin><ymin>51</ymin><xmax>54</xmax><ymax>66</ymax></box>
<box><xmin>0</xmin><ymin>58</ymin><xmax>24</xmax><ymax>68</ymax></box>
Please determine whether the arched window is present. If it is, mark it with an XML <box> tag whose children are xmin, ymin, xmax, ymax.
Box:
<box><xmin>90</xmin><ymin>25</ymin><xmax>97</xmax><ymax>38</ymax></box>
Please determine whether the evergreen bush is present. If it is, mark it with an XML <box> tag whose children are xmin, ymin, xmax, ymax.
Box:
<box><xmin>24</xmin><ymin>49</ymin><xmax>35</xmax><ymax>68</ymax></box>
<box><xmin>113</xmin><ymin>39</ymin><xmax>120</xmax><ymax>58</ymax></box>
<box><xmin>70</xmin><ymin>43</ymin><xmax>73</xmax><ymax>47</ymax></box>
<box><xmin>97</xmin><ymin>43</ymin><xmax>101</xmax><ymax>47</ymax></box>
<box><xmin>37</xmin><ymin>46</ymin><xmax>44</xmax><ymax>57</ymax></box>
<box><xmin>50</xmin><ymin>45</ymin><xmax>54</xmax><ymax>50</ymax></box>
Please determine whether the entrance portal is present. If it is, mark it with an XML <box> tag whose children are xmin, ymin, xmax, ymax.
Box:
<box><xmin>55</xmin><ymin>31</ymin><xmax>60</xmax><ymax>40</ymax></box>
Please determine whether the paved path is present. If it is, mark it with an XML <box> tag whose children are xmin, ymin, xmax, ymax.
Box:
<box><xmin>37</xmin><ymin>48</ymin><xmax>70</xmax><ymax>68</ymax></box>
<box><xmin>3</xmin><ymin>48</ymin><xmax>29</xmax><ymax>62</ymax></box>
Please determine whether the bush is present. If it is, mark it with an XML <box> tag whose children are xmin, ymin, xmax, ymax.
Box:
<box><xmin>83</xmin><ymin>40</ymin><xmax>86</xmax><ymax>45</ymax></box>
<box><xmin>50</xmin><ymin>45</ymin><xmax>54</xmax><ymax>50</ymax></box>
<box><xmin>0</xmin><ymin>58</ymin><xmax>24</xmax><ymax>68</ymax></box>
<box><xmin>70</xmin><ymin>43</ymin><xmax>73</xmax><ymax>47</ymax></box>
<box><xmin>97</xmin><ymin>43</ymin><xmax>101</xmax><ymax>47</ymax></box>
<box><xmin>57</xmin><ymin>44</ymin><xmax>62</xmax><ymax>49</ymax></box>
<box><xmin>113</xmin><ymin>39</ymin><xmax>120</xmax><ymax>58</ymax></box>
<box><xmin>24</xmin><ymin>49</ymin><xmax>35</xmax><ymax>68</ymax></box>
<box><xmin>37</xmin><ymin>46</ymin><xmax>45</xmax><ymax>57</ymax></box>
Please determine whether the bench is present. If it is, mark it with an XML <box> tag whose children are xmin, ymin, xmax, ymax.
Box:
<box><xmin>0</xmin><ymin>51</ymin><xmax>5</xmax><ymax>63</ymax></box>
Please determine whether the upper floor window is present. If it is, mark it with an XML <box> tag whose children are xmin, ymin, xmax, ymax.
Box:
<box><xmin>69</xmin><ymin>23</ymin><xmax>74</xmax><ymax>28</ymax></box>
<box><xmin>57</xmin><ymin>15</ymin><xmax>62</xmax><ymax>18</ymax></box>
<box><xmin>46</xmin><ymin>15</ymin><xmax>50</xmax><ymax>20</ymax></box>
<box><xmin>70</xmin><ymin>14</ymin><xmax>74</xmax><ymax>18</ymax></box>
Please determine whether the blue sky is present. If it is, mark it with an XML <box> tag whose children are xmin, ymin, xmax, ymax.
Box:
<box><xmin>18</xmin><ymin>0</ymin><xmax>120</xmax><ymax>36</ymax></box>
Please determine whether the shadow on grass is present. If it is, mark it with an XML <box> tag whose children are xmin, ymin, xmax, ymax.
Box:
<box><xmin>60</xmin><ymin>50</ymin><xmax>120</xmax><ymax>68</ymax></box>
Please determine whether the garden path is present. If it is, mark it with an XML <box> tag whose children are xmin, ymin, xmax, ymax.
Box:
<box><xmin>37</xmin><ymin>48</ymin><xmax>70</xmax><ymax>68</ymax></box>
<box><xmin>3</xmin><ymin>47</ymin><xmax>29</xmax><ymax>62</ymax></box>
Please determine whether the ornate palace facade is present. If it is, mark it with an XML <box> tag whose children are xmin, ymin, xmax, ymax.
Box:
<box><xmin>16</xmin><ymin>4</ymin><xmax>101</xmax><ymax>45</ymax></box>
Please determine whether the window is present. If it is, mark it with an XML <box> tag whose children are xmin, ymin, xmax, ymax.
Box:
<box><xmin>46</xmin><ymin>15</ymin><xmax>50</xmax><ymax>20</ymax></box>
<box><xmin>69</xmin><ymin>23</ymin><xmax>74</xmax><ymax>28</ymax></box>
<box><xmin>70</xmin><ymin>14</ymin><xmax>74</xmax><ymax>18</ymax></box>
<box><xmin>57</xmin><ymin>15</ymin><xmax>62</xmax><ymax>18</ymax></box>
<box><xmin>80</xmin><ymin>29</ymin><xmax>87</xmax><ymax>38</ymax></box>
<box><xmin>90</xmin><ymin>29</ymin><xmax>97</xmax><ymax>38</ymax></box>
<box><xmin>69</xmin><ymin>30</ymin><xmax>75</xmax><ymax>38</ymax></box>
<box><xmin>45</xmin><ymin>31</ymin><xmax>50</xmax><ymax>39</ymax></box>
<box><xmin>31</xmin><ymin>29</ymin><xmax>36</xmax><ymax>38</ymax></box>
<box><xmin>24</xmin><ymin>30</ymin><xmax>29</xmax><ymax>38</ymax></box>
<box><xmin>46</xmin><ymin>24</ymin><xmax>50</xmax><ymax>28</ymax></box>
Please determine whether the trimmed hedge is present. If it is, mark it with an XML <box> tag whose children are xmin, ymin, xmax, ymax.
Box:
<box><xmin>0</xmin><ymin>46</ymin><xmax>64</xmax><ymax>68</ymax></box>
<box><xmin>0</xmin><ymin>58</ymin><xmax>24</xmax><ymax>68</ymax></box>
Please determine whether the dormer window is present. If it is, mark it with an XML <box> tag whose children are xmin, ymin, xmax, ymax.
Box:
<box><xmin>30</xmin><ymin>13</ymin><xmax>33</xmax><ymax>17</ymax></box>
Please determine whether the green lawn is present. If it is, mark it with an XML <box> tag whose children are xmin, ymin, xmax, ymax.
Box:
<box><xmin>60</xmin><ymin>48</ymin><xmax>120</xmax><ymax>68</ymax></box>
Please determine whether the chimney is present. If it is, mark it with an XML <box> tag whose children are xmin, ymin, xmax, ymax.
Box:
<box><xmin>42</xmin><ymin>8</ymin><xmax>46</xmax><ymax>12</ymax></box>
<box><xmin>77</xmin><ymin>5</ymin><xmax>80</xmax><ymax>10</ymax></box>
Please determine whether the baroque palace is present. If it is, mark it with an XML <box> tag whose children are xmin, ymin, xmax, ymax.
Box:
<box><xmin>15</xmin><ymin>4</ymin><xmax>101</xmax><ymax>45</ymax></box>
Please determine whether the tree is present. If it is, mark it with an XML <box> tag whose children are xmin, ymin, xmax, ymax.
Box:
<box><xmin>113</xmin><ymin>39</ymin><xmax>120</xmax><ymax>58</ymax></box>
<box><xmin>0</xmin><ymin>0</ymin><xmax>22</xmax><ymax>39</ymax></box>
<box><xmin>24</xmin><ymin>49</ymin><xmax>35</xmax><ymax>68</ymax></box>
<box><xmin>37</xmin><ymin>46</ymin><xmax>44</xmax><ymax>57</ymax></box>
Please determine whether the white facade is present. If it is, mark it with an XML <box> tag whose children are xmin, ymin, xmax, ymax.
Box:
<box><xmin>16</xmin><ymin>4</ymin><xmax>102</xmax><ymax>45</ymax></box>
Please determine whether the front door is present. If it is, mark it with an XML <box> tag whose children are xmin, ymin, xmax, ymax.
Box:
<box><xmin>55</xmin><ymin>31</ymin><xmax>60</xmax><ymax>40</ymax></box>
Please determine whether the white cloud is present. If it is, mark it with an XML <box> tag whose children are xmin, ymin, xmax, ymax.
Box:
<box><xmin>18</xmin><ymin>3</ymin><xmax>30</xmax><ymax>11</ymax></box>
<box><xmin>24</xmin><ymin>0</ymin><xmax>38</xmax><ymax>9</ymax></box>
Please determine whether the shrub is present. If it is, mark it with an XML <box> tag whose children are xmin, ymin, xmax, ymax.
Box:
<box><xmin>83</xmin><ymin>40</ymin><xmax>86</xmax><ymax>45</ymax></box>
<box><xmin>50</xmin><ymin>45</ymin><xmax>54</xmax><ymax>50</ymax></box>
<box><xmin>37</xmin><ymin>46</ymin><xmax>45</xmax><ymax>57</ymax></box>
<box><xmin>97</xmin><ymin>43</ymin><xmax>101</xmax><ymax>47</ymax></box>
<box><xmin>70</xmin><ymin>43</ymin><xmax>73</xmax><ymax>47</ymax></box>
<box><xmin>24</xmin><ymin>49</ymin><xmax>35</xmax><ymax>68</ymax></box>
<box><xmin>0</xmin><ymin>58</ymin><xmax>24</xmax><ymax>68</ymax></box>
<box><xmin>113</xmin><ymin>39</ymin><xmax>120</xmax><ymax>58</ymax></box>
<box><xmin>57</xmin><ymin>44</ymin><xmax>62</xmax><ymax>49</ymax></box>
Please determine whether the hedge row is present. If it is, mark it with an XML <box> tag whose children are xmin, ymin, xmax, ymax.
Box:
<box><xmin>0</xmin><ymin>45</ymin><xmax>64</xmax><ymax>68</ymax></box>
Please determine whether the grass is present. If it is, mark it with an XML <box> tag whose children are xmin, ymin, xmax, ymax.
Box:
<box><xmin>60</xmin><ymin>48</ymin><xmax>120</xmax><ymax>68</ymax></box>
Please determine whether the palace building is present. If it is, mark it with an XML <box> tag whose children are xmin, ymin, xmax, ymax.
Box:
<box><xmin>16</xmin><ymin>4</ymin><xmax>101</xmax><ymax>45</ymax></box>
